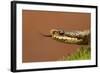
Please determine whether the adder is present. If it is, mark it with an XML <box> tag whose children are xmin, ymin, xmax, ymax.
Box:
<box><xmin>41</xmin><ymin>29</ymin><xmax>90</xmax><ymax>45</ymax></box>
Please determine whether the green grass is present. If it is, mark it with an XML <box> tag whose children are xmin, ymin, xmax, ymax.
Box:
<box><xmin>63</xmin><ymin>46</ymin><xmax>91</xmax><ymax>61</ymax></box>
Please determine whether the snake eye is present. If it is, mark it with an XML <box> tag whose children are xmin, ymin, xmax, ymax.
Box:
<box><xmin>59</xmin><ymin>30</ymin><xmax>64</xmax><ymax>35</ymax></box>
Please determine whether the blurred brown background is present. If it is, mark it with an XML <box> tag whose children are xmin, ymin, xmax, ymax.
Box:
<box><xmin>22</xmin><ymin>10</ymin><xmax>90</xmax><ymax>63</ymax></box>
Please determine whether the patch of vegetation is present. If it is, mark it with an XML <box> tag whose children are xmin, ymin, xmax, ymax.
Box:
<box><xmin>63</xmin><ymin>46</ymin><xmax>91</xmax><ymax>60</ymax></box>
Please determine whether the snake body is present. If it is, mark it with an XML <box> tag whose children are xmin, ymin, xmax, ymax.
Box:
<box><xmin>42</xmin><ymin>29</ymin><xmax>90</xmax><ymax>45</ymax></box>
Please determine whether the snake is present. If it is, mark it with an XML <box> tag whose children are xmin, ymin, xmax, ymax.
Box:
<box><xmin>41</xmin><ymin>29</ymin><xmax>90</xmax><ymax>45</ymax></box>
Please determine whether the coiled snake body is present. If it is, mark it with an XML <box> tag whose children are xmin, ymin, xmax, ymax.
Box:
<box><xmin>42</xmin><ymin>29</ymin><xmax>90</xmax><ymax>45</ymax></box>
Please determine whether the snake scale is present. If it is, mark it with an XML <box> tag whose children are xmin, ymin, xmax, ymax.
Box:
<box><xmin>41</xmin><ymin>29</ymin><xmax>90</xmax><ymax>45</ymax></box>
